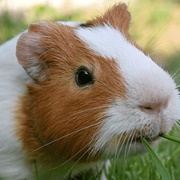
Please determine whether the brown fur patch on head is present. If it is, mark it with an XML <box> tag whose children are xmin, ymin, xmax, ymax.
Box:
<box><xmin>80</xmin><ymin>3</ymin><xmax>131</xmax><ymax>38</ymax></box>
<box><xmin>16</xmin><ymin>21</ymin><xmax>126</xmax><ymax>165</ymax></box>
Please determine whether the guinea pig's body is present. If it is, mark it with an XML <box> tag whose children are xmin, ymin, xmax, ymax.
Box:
<box><xmin>0</xmin><ymin>3</ymin><xmax>180</xmax><ymax>180</ymax></box>
<box><xmin>0</xmin><ymin>34</ymin><xmax>31</xmax><ymax>178</ymax></box>
<box><xmin>0</xmin><ymin>23</ymin><xmax>84</xmax><ymax>179</ymax></box>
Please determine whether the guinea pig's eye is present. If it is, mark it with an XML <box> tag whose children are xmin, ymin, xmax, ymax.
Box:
<box><xmin>75</xmin><ymin>67</ymin><xmax>94</xmax><ymax>87</ymax></box>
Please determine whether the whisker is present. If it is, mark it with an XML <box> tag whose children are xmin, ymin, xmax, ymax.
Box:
<box><xmin>115</xmin><ymin>133</ymin><xmax>124</xmax><ymax>159</ymax></box>
<box><xmin>33</xmin><ymin>121</ymin><xmax>102</xmax><ymax>153</ymax></box>
<box><xmin>70</xmin><ymin>105</ymin><xmax>109</xmax><ymax>117</ymax></box>
<box><xmin>140</xmin><ymin>123</ymin><xmax>146</xmax><ymax>139</ymax></box>
<box><xmin>170</xmin><ymin>120</ymin><xmax>179</xmax><ymax>133</ymax></box>
<box><xmin>85</xmin><ymin>113</ymin><xmax>108</xmax><ymax>157</ymax></box>
<box><xmin>171</xmin><ymin>67</ymin><xmax>180</xmax><ymax>79</ymax></box>
<box><xmin>175</xmin><ymin>121</ymin><xmax>180</xmax><ymax>131</ymax></box>
<box><xmin>124</xmin><ymin>130</ymin><xmax>134</xmax><ymax>159</ymax></box>
<box><xmin>144</xmin><ymin>22</ymin><xmax>168</xmax><ymax>53</ymax></box>
<box><xmin>126</xmin><ymin>130</ymin><xmax>136</xmax><ymax>157</ymax></box>
<box><xmin>173</xmin><ymin>73</ymin><xmax>180</xmax><ymax>82</ymax></box>
<box><xmin>11</xmin><ymin>120</ymin><xmax>103</xmax><ymax>161</ymax></box>
<box><xmin>63</xmin><ymin>146</ymin><xmax>91</xmax><ymax>179</ymax></box>
<box><xmin>113</xmin><ymin>132</ymin><xmax>127</xmax><ymax>161</ymax></box>
<box><xmin>112</xmin><ymin>132</ymin><xmax>128</xmax><ymax>175</ymax></box>
<box><xmin>113</xmin><ymin>132</ymin><xmax>129</xmax><ymax>175</ymax></box>
<box><xmin>50</xmin><ymin>143</ymin><xmax>90</xmax><ymax>170</ymax></box>
<box><xmin>176</xmin><ymin>84</ymin><xmax>180</xmax><ymax>89</ymax></box>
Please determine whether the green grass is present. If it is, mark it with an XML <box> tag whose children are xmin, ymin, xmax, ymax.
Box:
<box><xmin>73</xmin><ymin>129</ymin><xmax>180</xmax><ymax>180</ymax></box>
<box><xmin>0</xmin><ymin>11</ymin><xmax>27</xmax><ymax>44</ymax></box>
<box><xmin>0</xmin><ymin>0</ymin><xmax>180</xmax><ymax>179</ymax></box>
<box><xmin>143</xmin><ymin>138</ymin><xmax>172</xmax><ymax>180</ymax></box>
<box><xmin>0</xmin><ymin>4</ymin><xmax>84</xmax><ymax>44</ymax></box>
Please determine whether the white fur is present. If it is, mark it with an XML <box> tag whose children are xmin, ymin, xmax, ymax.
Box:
<box><xmin>0</xmin><ymin>21</ymin><xmax>80</xmax><ymax>180</ymax></box>
<box><xmin>76</xmin><ymin>25</ymin><xmax>180</xmax><ymax>154</ymax></box>
<box><xmin>0</xmin><ymin>35</ymin><xmax>34</xmax><ymax>179</ymax></box>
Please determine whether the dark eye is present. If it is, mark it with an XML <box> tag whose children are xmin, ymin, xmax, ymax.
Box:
<box><xmin>75</xmin><ymin>67</ymin><xmax>94</xmax><ymax>87</ymax></box>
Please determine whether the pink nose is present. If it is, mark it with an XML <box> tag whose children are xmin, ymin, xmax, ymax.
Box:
<box><xmin>139</xmin><ymin>100</ymin><xmax>168</xmax><ymax>114</ymax></box>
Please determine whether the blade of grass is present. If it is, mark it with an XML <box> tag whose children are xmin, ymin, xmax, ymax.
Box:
<box><xmin>142</xmin><ymin>138</ymin><xmax>172</xmax><ymax>180</ymax></box>
<box><xmin>160</xmin><ymin>134</ymin><xmax>180</xmax><ymax>143</ymax></box>
<box><xmin>33</xmin><ymin>160</ymin><xmax>39</xmax><ymax>180</ymax></box>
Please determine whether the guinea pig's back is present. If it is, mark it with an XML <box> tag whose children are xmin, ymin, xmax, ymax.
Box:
<box><xmin>0</xmin><ymin>35</ymin><xmax>34</xmax><ymax>179</ymax></box>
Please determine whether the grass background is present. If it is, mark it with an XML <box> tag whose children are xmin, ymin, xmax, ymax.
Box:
<box><xmin>0</xmin><ymin>0</ymin><xmax>180</xmax><ymax>179</ymax></box>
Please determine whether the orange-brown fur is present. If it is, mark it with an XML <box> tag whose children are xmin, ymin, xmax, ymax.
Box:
<box><xmin>16</xmin><ymin>20</ymin><xmax>126</xmax><ymax>166</ymax></box>
<box><xmin>81</xmin><ymin>3</ymin><xmax>131</xmax><ymax>39</ymax></box>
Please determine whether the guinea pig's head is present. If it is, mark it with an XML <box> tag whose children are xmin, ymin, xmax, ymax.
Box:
<box><xmin>16</xmin><ymin>3</ymin><xmax>180</xmax><ymax>162</ymax></box>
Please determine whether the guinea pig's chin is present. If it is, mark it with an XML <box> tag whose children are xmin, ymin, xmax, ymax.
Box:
<box><xmin>100</xmin><ymin>134</ymin><xmax>161</xmax><ymax>158</ymax></box>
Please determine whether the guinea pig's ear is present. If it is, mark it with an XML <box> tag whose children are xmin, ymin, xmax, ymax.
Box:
<box><xmin>16</xmin><ymin>22</ymin><xmax>49</xmax><ymax>83</ymax></box>
<box><xmin>81</xmin><ymin>3</ymin><xmax>131</xmax><ymax>37</ymax></box>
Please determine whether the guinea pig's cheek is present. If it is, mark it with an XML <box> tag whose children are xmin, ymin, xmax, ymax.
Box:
<box><xmin>92</xmin><ymin>92</ymin><xmax>180</xmax><ymax>156</ymax></box>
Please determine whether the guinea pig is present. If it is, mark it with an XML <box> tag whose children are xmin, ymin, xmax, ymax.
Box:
<box><xmin>0</xmin><ymin>3</ymin><xmax>179</xmax><ymax>180</ymax></box>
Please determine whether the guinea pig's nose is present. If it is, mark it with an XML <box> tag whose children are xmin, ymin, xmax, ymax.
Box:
<box><xmin>139</xmin><ymin>100</ymin><xmax>168</xmax><ymax>114</ymax></box>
